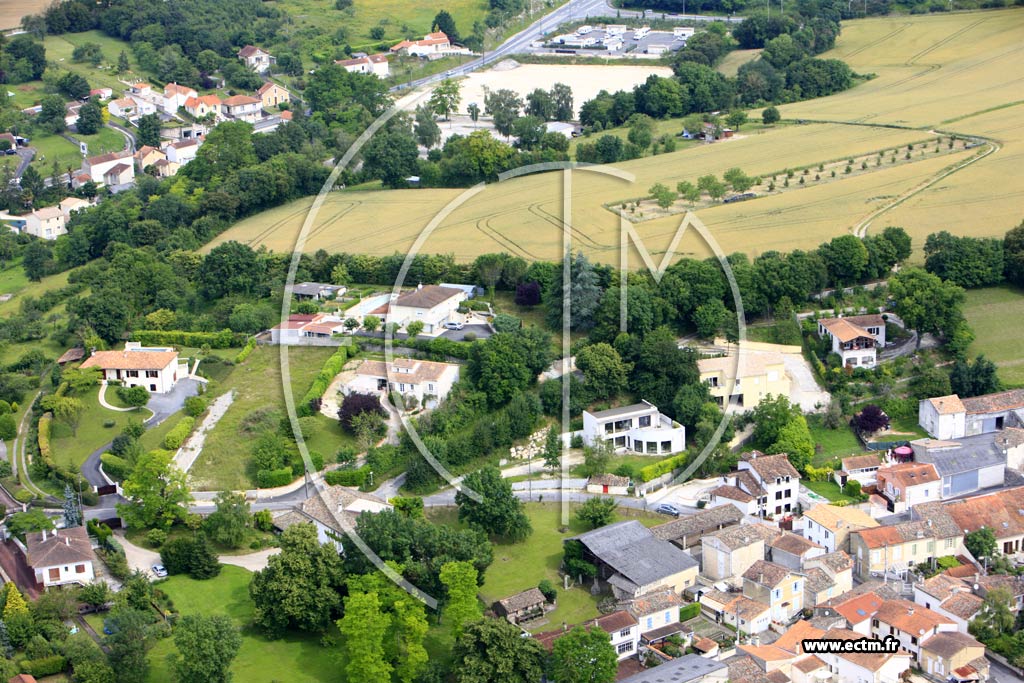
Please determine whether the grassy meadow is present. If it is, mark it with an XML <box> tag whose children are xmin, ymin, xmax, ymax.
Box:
<box><xmin>188</xmin><ymin>345</ymin><xmax>340</xmax><ymax>491</ymax></box>
<box><xmin>963</xmin><ymin>285</ymin><xmax>1024</xmax><ymax>387</ymax></box>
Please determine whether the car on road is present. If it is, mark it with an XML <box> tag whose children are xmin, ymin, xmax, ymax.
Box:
<box><xmin>151</xmin><ymin>564</ymin><xmax>167</xmax><ymax>578</ymax></box>
<box><xmin>654</xmin><ymin>503</ymin><xmax>680</xmax><ymax>517</ymax></box>
<box><xmin>444</xmin><ymin>320</ymin><xmax>464</xmax><ymax>330</ymax></box>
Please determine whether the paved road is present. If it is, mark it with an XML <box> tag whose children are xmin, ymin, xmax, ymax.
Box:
<box><xmin>392</xmin><ymin>0</ymin><xmax>614</xmax><ymax>93</ymax></box>
<box><xmin>80</xmin><ymin>378</ymin><xmax>201</xmax><ymax>487</ymax></box>
<box><xmin>9</xmin><ymin>148</ymin><xmax>34</xmax><ymax>179</ymax></box>
<box><xmin>106</xmin><ymin>121</ymin><xmax>135</xmax><ymax>154</ymax></box>
<box><xmin>595</xmin><ymin>1</ymin><xmax>744</xmax><ymax>22</ymax></box>
<box><xmin>988</xmin><ymin>656</ymin><xmax>1024</xmax><ymax>683</ymax></box>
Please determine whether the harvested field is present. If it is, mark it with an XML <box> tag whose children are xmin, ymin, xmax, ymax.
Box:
<box><xmin>0</xmin><ymin>0</ymin><xmax>45</xmax><ymax>30</ymax></box>
<box><xmin>211</xmin><ymin>9</ymin><xmax>1024</xmax><ymax>265</ymax></box>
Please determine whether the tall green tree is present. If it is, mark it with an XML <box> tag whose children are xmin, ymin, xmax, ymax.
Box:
<box><xmin>429</xmin><ymin>78</ymin><xmax>461</xmax><ymax>121</ymax></box>
<box><xmin>171</xmin><ymin>614</ymin><xmax>242</xmax><ymax>683</ymax></box>
<box><xmin>484</xmin><ymin>88</ymin><xmax>523</xmax><ymax>138</ymax></box>
<box><xmin>432</xmin><ymin>10</ymin><xmax>460</xmax><ymax>42</ymax></box>
<box><xmin>414</xmin><ymin>104</ymin><xmax>441</xmax><ymax>148</ymax></box>
<box><xmin>456</xmin><ymin>466</ymin><xmax>532</xmax><ymax>541</ymax></box>
<box><xmin>339</xmin><ymin>591</ymin><xmax>392</xmax><ymax>682</ymax></box>
<box><xmin>363</xmin><ymin>126</ymin><xmax>419</xmax><ymax>188</ymax></box>
<box><xmin>249</xmin><ymin>523</ymin><xmax>346</xmax><ymax>637</ymax></box>
<box><xmin>543</xmin><ymin>425</ymin><xmax>561</xmax><ymax>471</ymax></box>
<box><xmin>106</xmin><ymin>608</ymin><xmax>151</xmax><ymax>683</ymax></box>
<box><xmin>576</xmin><ymin>343</ymin><xmax>628</xmax><ymax>399</ymax></box>
<box><xmin>543</xmin><ymin>251</ymin><xmax>602</xmax><ymax>331</ymax></box>
<box><xmin>1004</xmin><ymin>220</ymin><xmax>1024</xmax><ymax>287</ymax></box>
<box><xmin>116</xmin><ymin>450</ymin><xmax>191</xmax><ymax>530</ymax></box>
<box><xmin>439</xmin><ymin>561</ymin><xmax>481</xmax><ymax>638</ymax></box>
<box><xmin>550</xmin><ymin>83</ymin><xmax>574</xmax><ymax>121</ymax></box>
<box><xmin>965</xmin><ymin>526</ymin><xmax>997</xmax><ymax>560</ymax></box>
<box><xmin>575</xmin><ymin>497</ymin><xmax>618</xmax><ymax>530</ymax></box>
<box><xmin>136</xmin><ymin>114</ymin><xmax>161</xmax><ymax>148</ymax></box>
<box><xmin>76</xmin><ymin>100</ymin><xmax>103</xmax><ymax>135</ymax></box>
<box><xmin>888</xmin><ymin>268</ymin><xmax>967</xmax><ymax>349</ymax></box>
<box><xmin>550</xmin><ymin>625</ymin><xmax>618</xmax><ymax>683</ymax></box>
<box><xmin>450</xmin><ymin>618</ymin><xmax>546</xmax><ymax>683</ymax></box>
<box><xmin>203</xmin><ymin>491</ymin><xmax>250</xmax><ymax>549</ymax></box>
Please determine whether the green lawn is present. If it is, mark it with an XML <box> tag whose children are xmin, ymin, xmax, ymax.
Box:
<box><xmin>963</xmin><ymin>285</ymin><xmax>1024</xmax><ymax>387</ymax></box>
<box><xmin>30</xmin><ymin>126</ymin><xmax>125</xmax><ymax>174</ymax></box>
<box><xmin>427</xmin><ymin>503</ymin><xmax>664</xmax><ymax>627</ymax></box>
<box><xmin>571</xmin><ymin>453</ymin><xmax>666</xmax><ymax>480</ymax></box>
<box><xmin>884</xmin><ymin>415</ymin><xmax>929</xmax><ymax>439</ymax></box>
<box><xmin>42</xmin><ymin>31</ymin><xmax>141</xmax><ymax>93</ymax></box>
<box><xmin>802</xmin><ymin>480</ymin><xmax>859</xmax><ymax>504</ymax></box>
<box><xmin>806</xmin><ymin>415</ymin><xmax>865</xmax><ymax>468</ymax></box>
<box><xmin>188</xmin><ymin>345</ymin><xmax>337</xmax><ymax>490</ymax></box>
<box><xmin>49</xmin><ymin>389</ymin><xmax>150</xmax><ymax>470</ymax></box>
<box><xmin>125</xmin><ymin>524</ymin><xmax>275</xmax><ymax>556</ymax></box>
<box><xmin>0</xmin><ymin>265</ymin><xmax>72</xmax><ymax>316</ymax></box>
<box><xmin>146</xmin><ymin>566</ymin><xmax>336</xmax><ymax>683</ymax></box>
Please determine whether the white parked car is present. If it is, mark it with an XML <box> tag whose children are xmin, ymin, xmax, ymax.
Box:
<box><xmin>444</xmin><ymin>321</ymin><xmax>464</xmax><ymax>330</ymax></box>
<box><xmin>151</xmin><ymin>564</ymin><xmax>168</xmax><ymax>578</ymax></box>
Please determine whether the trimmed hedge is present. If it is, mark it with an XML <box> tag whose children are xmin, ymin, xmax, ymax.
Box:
<box><xmin>22</xmin><ymin>655</ymin><xmax>67</xmax><ymax>677</ymax></box>
<box><xmin>131</xmin><ymin>329</ymin><xmax>245</xmax><ymax>349</ymax></box>
<box><xmin>297</xmin><ymin>346</ymin><xmax>349</xmax><ymax>417</ymax></box>
<box><xmin>257</xmin><ymin>467</ymin><xmax>294</xmax><ymax>488</ymax></box>
<box><xmin>162</xmin><ymin>416</ymin><xmax>196</xmax><ymax>450</ymax></box>
<box><xmin>100</xmin><ymin>453</ymin><xmax>132</xmax><ymax>481</ymax></box>
<box><xmin>679</xmin><ymin>602</ymin><xmax>701</xmax><ymax>621</ymax></box>
<box><xmin>37</xmin><ymin>413</ymin><xmax>52</xmax><ymax>464</ymax></box>
<box><xmin>234</xmin><ymin>337</ymin><xmax>257</xmax><ymax>363</ymax></box>
<box><xmin>639</xmin><ymin>453</ymin><xmax>689</xmax><ymax>483</ymax></box>
<box><xmin>324</xmin><ymin>468</ymin><xmax>368</xmax><ymax>487</ymax></box>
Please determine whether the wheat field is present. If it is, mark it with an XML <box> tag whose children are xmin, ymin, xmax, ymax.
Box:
<box><xmin>210</xmin><ymin>9</ymin><xmax>1024</xmax><ymax>264</ymax></box>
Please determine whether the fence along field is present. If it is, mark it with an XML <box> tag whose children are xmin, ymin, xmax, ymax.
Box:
<box><xmin>208</xmin><ymin>9</ymin><xmax>1024</xmax><ymax>265</ymax></box>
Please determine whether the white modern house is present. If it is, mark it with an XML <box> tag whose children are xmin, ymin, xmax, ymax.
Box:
<box><xmin>581</xmin><ymin>401</ymin><xmax>685</xmax><ymax>455</ymax></box>
<box><xmin>25</xmin><ymin>527</ymin><xmax>96</xmax><ymax>589</ymax></box>
<box><xmin>816</xmin><ymin>313</ymin><xmax>887</xmax><ymax>369</ymax></box>
<box><xmin>221</xmin><ymin>95</ymin><xmax>262</xmax><ymax>123</ymax></box>
<box><xmin>348</xmin><ymin>358</ymin><xmax>460</xmax><ymax>406</ymax></box>
<box><xmin>81</xmin><ymin>149</ymin><xmax>135</xmax><ymax>185</ymax></box>
<box><xmin>164</xmin><ymin>139</ymin><xmax>200</xmax><ymax>165</ymax></box>
<box><xmin>80</xmin><ymin>342</ymin><xmax>185</xmax><ymax>393</ymax></box>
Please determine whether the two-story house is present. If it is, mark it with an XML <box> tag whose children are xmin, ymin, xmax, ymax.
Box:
<box><xmin>221</xmin><ymin>95</ymin><xmax>262</xmax><ymax>123</ymax></box>
<box><xmin>257</xmin><ymin>82</ymin><xmax>290</xmax><ymax>109</ymax></box>
<box><xmin>699</xmin><ymin>523</ymin><xmax>779</xmax><ymax>586</ymax></box>
<box><xmin>919</xmin><ymin>631</ymin><xmax>988</xmax><ymax>682</ymax></box>
<box><xmin>876</xmin><ymin>462</ymin><xmax>941</xmax><ymax>514</ymax></box>
<box><xmin>164</xmin><ymin>139</ymin><xmax>200</xmax><ymax>165</ymax></box>
<box><xmin>769</xmin><ymin>531</ymin><xmax>825</xmax><ymax>570</ymax></box>
<box><xmin>871</xmin><ymin>599</ymin><xmax>957</xmax><ymax>663</ymax></box>
<box><xmin>699</xmin><ymin>590</ymin><xmax>771</xmax><ymax>635</ymax></box>
<box><xmin>850</xmin><ymin>507</ymin><xmax>964</xmax><ymax>581</ymax></box>
<box><xmin>349</xmin><ymin>357</ymin><xmax>460</xmax><ymax>406</ymax></box>
<box><xmin>625</xmin><ymin>590</ymin><xmax>683</xmax><ymax>635</ymax></box>
<box><xmin>365</xmin><ymin>284</ymin><xmax>467</xmax><ymax>335</ymax></box>
<box><xmin>651</xmin><ymin>504</ymin><xmax>743</xmax><ymax>551</ymax></box>
<box><xmin>803</xmin><ymin>551</ymin><xmax>853</xmax><ymax>608</ymax></box>
<box><xmin>817</xmin><ymin>313</ymin><xmax>886</xmax><ymax>369</ymax></box>
<box><xmin>534</xmin><ymin>610</ymin><xmax>640</xmax><ymax>661</ymax></box>
<box><xmin>739</xmin><ymin>451</ymin><xmax>801</xmax><ymax>518</ymax></box>
<box><xmin>919</xmin><ymin>388</ymin><xmax>1024</xmax><ymax>440</ymax></box>
<box><xmin>162</xmin><ymin>82</ymin><xmax>198</xmax><ymax>114</ymax></box>
<box><xmin>697</xmin><ymin>349</ymin><xmax>791</xmax><ymax>411</ymax></box>
<box><xmin>742</xmin><ymin>559</ymin><xmax>804</xmax><ymax>623</ymax></box>
<box><xmin>21</xmin><ymin>207</ymin><xmax>66</xmax><ymax>240</ymax></box>
<box><xmin>801</xmin><ymin>503</ymin><xmax>880</xmax><ymax>554</ymax></box>
<box><xmin>912</xmin><ymin>574</ymin><xmax>983</xmax><ymax>633</ymax></box>
<box><xmin>81</xmin><ymin>149</ymin><xmax>134</xmax><ymax>185</ymax></box>
<box><xmin>582</xmin><ymin>401</ymin><xmax>686</xmax><ymax>456</ymax></box>
<box><xmin>184</xmin><ymin>94</ymin><xmax>222</xmax><ymax>119</ymax></box>
<box><xmin>935</xmin><ymin>486</ymin><xmax>1024</xmax><ymax>556</ymax></box>
<box><xmin>238</xmin><ymin>45</ymin><xmax>275</xmax><ymax>73</ymax></box>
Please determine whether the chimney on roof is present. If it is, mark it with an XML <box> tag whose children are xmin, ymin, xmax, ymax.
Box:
<box><xmin>975</xmin><ymin>573</ymin><xmax>980</xmax><ymax>585</ymax></box>
<box><xmin>759</xmin><ymin>572</ymin><xmax>764</xmax><ymax>585</ymax></box>
<box><xmin>908</xmin><ymin>607</ymin><xmax>914</xmax><ymax>616</ymax></box>
<box><xmin>65</xmin><ymin>536</ymin><xmax>70</xmax><ymax>546</ymax></box>
<box><xmin>41</xmin><ymin>529</ymin><xmax>47</xmax><ymax>541</ymax></box>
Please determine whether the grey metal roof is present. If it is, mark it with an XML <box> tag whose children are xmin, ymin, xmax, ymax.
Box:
<box><xmin>619</xmin><ymin>654</ymin><xmax>728</xmax><ymax>683</ymax></box>
<box><xmin>571</xmin><ymin>520</ymin><xmax>698</xmax><ymax>587</ymax></box>
<box><xmin>914</xmin><ymin>433</ymin><xmax>1006</xmax><ymax>476</ymax></box>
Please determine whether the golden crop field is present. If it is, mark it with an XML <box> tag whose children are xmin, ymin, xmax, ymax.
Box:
<box><xmin>210</xmin><ymin>9</ymin><xmax>1024</xmax><ymax>265</ymax></box>
<box><xmin>0</xmin><ymin>0</ymin><xmax>45</xmax><ymax>30</ymax></box>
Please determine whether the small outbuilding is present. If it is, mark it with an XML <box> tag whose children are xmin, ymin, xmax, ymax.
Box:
<box><xmin>494</xmin><ymin>587</ymin><xmax>547</xmax><ymax>624</ymax></box>
<box><xmin>586</xmin><ymin>473</ymin><xmax>630</xmax><ymax>495</ymax></box>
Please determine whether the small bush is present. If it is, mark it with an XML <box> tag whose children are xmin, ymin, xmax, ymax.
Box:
<box><xmin>336</xmin><ymin>445</ymin><xmax>357</xmax><ymax>463</ymax></box>
<box><xmin>22</xmin><ymin>655</ymin><xmax>67</xmax><ymax>677</ymax></box>
<box><xmin>538</xmin><ymin>579</ymin><xmax>557</xmax><ymax>603</ymax></box>
<box><xmin>324</xmin><ymin>468</ymin><xmax>368</xmax><ymax>487</ymax></box>
<box><xmin>14</xmin><ymin>489</ymin><xmax>35</xmax><ymax>504</ymax></box>
<box><xmin>256</xmin><ymin>467</ymin><xmax>294</xmax><ymax>488</ymax></box>
<box><xmin>145</xmin><ymin>529</ymin><xmax>167</xmax><ymax>548</ymax></box>
<box><xmin>183</xmin><ymin>396</ymin><xmax>206</xmax><ymax>417</ymax></box>
<box><xmin>463</xmin><ymin>332</ymin><xmax>477</xmax><ymax>342</ymax></box>
<box><xmin>162</xmin><ymin>416</ymin><xmax>196</xmax><ymax>450</ymax></box>
<box><xmin>103</xmin><ymin>419</ymin><xmax>116</xmax><ymax>428</ymax></box>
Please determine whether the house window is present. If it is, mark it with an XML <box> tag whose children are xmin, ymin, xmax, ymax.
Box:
<box><xmin>824</xmin><ymin>530</ymin><xmax>830</xmax><ymax>538</ymax></box>
<box><xmin>707</xmin><ymin>377</ymin><xmax>719</xmax><ymax>388</ymax></box>
<box><xmin>945</xmin><ymin>538</ymin><xmax>954</xmax><ymax>549</ymax></box>
<box><xmin>639</xmin><ymin>415</ymin><xmax>651</xmax><ymax>427</ymax></box>
<box><xmin>146</xmin><ymin>370</ymin><xmax>158</xmax><ymax>378</ymax></box>
<box><xmin>775</xmin><ymin>491</ymin><xmax>783</xmax><ymax>500</ymax></box>
<box><xmin>617</xmin><ymin>641</ymin><xmax>634</xmax><ymax>654</ymax></box>
<box><xmin>428</xmin><ymin>384</ymin><xmax>434</xmax><ymax>392</ymax></box>
<box><xmin>793</xmin><ymin>581</ymin><xmax>799</xmax><ymax>592</ymax></box>
<box><xmin>773</xmin><ymin>589</ymin><xmax>781</xmax><ymax>600</ymax></box>
<box><xmin>619</xmin><ymin>628</ymin><xmax>631</xmax><ymax>637</ymax></box>
<box><xmin>661</xmin><ymin>441</ymin><xmax>671</xmax><ymax>452</ymax></box>
<box><xmin>126</xmin><ymin>370</ymin><xmax>139</xmax><ymax>378</ymax></box>
<box><xmin>646</xmin><ymin>617</ymin><xmax>653</xmax><ymax>629</ymax></box>
<box><xmin>75</xmin><ymin>564</ymin><xmax>86</xmax><ymax>573</ymax></box>
<box><xmin>664</xmin><ymin>612</ymin><xmax>670</xmax><ymax>624</ymax></box>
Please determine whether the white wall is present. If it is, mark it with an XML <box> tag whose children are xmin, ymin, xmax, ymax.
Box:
<box><xmin>37</xmin><ymin>560</ymin><xmax>94</xmax><ymax>587</ymax></box>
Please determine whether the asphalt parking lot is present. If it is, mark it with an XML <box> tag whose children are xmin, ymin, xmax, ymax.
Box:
<box><xmin>439</xmin><ymin>324</ymin><xmax>492</xmax><ymax>341</ymax></box>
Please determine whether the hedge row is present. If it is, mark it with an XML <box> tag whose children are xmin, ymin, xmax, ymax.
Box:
<box><xmin>35</xmin><ymin>412</ymin><xmax>77</xmax><ymax>486</ymax></box>
<box><xmin>100</xmin><ymin>453</ymin><xmax>131</xmax><ymax>481</ymax></box>
<box><xmin>639</xmin><ymin>453</ymin><xmax>689</xmax><ymax>483</ymax></box>
<box><xmin>22</xmin><ymin>655</ymin><xmax>67</xmax><ymax>677</ymax></box>
<box><xmin>257</xmin><ymin>467</ymin><xmax>294</xmax><ymax>488</ymax></box>
<box><xmin>679</xmin><ymin>603</ymin><xmax>700</xmax><ymax>621</ymax></box>
<box><xmin>404</xmin><ymin>336</ymin><xmax>474</xmax><ymax>360</ymax></box>
<box><xmin>162</xmin><ymin>416</ymin><xmax>196</xmax><ymax>450</ymax></box>
<box><xmin>325</xmin><ymin>468</ymin><xmax>368</xmax><ymax>487</ymax></box>
<box><xmin>234</xmin><ymin>337</ymin><xmax>257</xmax><ymax>363</ymax></box>
<box><xmin>296</xmin><ymin>346</ymin><xmax>349</xmax><ymax>417</ymax></box>
<box><xmin>131</xmin><ymin>329</ymin><xmax>245</xmax><ymax>349</ymax></box>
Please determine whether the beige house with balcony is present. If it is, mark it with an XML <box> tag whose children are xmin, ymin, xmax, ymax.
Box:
<box><xmin>698</xmin><ymin>350</ymin><xmax>791</xmax><ymax>411</ymax></box>
<box><xmin>817</xmin><ymin>313</ymin><xmax>886</xmax><ymax>369</ymax></box>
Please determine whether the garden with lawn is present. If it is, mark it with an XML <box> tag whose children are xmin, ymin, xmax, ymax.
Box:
<box><xmin>802</xmin><ymin>479</ymin><xmax>861</xmax><ymax>504</ymax></box>
<box><xmin>807</xmin><ymin>415</ymin><xmax>865</xmax><ymax>468</ymax></box>
<box><xmin>427</xmin><ymin>503</ymin><xmax>665</xmax><ymax>627</ymax></box>
<box><xmin>49</xmin><ymin>390</ymin><xmax>151</xmax><ymax>470</ymax></box>
<box><xmin>146</xmin><ymin>566</ymin><xmax>337</xmax><ymax>683</ymax></box>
